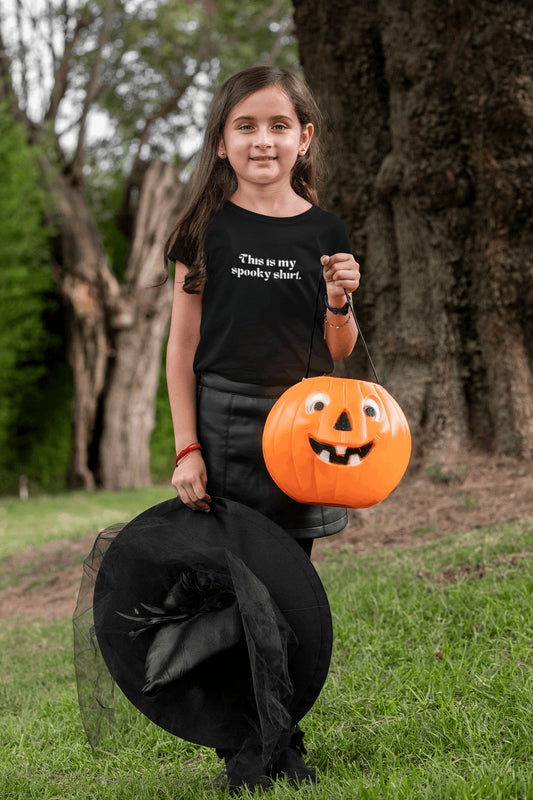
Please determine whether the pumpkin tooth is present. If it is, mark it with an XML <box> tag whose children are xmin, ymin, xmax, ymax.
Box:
<box><xmin>309</xmin><ymin>437</ymin><xmax>374</xmax><ymax>466</ymax></box>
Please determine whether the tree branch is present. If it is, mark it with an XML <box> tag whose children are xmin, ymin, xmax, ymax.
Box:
<box><xmin>0</xmin><ymin>28</ymin><xmax>16</xmax><ymax>103</ymax></box>
<box><xmin>254</xmin><ymin>0</ymin><xmax>287</xmax><ymax>28</ymax></box>
<box><xmin>128</xmin><ymin>76</ymin><xmax>196</xmax><ymax>173</ymax></box>
<box><xmin>45</xmin><ymin>4</ymin><xmax>88</xmax><ymax>123</ymax></box>
<box><xmin>69</xmin><ymin>0</ymin><xmax>116</xmax><ymax>184</ymax></box>
<box><xmin>265</xmin><ymin>19</ymin><xmax>294</xmax><ymax>65</ymax></box>
<box><xmin>45</xmin><ymin>21</ymin><xmax>85</xmax><ymax>122</ymax></box>
<box><xmin>197</xmin><ymin>0</ymin><xmax>216</xmax><ymax>63</ymax></box>
<box><xmin>14</xmin><ymin>0</ymin><xmax>30</xmax><ymax>112</ymax></box>
<box><xmin>44</xmin><ymin>0</ymin><xmax>58</xmax><ymax>68</ymax></box>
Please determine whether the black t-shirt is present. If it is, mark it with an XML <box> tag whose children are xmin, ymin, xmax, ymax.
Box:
<box><xmin>169</xmin><ymin>201</ymin><xmax>352</xmax><ymax>386</ymax></box>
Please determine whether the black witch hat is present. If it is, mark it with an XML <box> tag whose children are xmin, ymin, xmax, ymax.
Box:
<box><xmin>75</xmin><ymin>497</ymin><xmax>332</xmax><ymax>781</ymax></box>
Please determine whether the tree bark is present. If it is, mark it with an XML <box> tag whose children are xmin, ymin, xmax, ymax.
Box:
<box><xmin>53</xmin><ymin>174</ymin><xmax>111</xmax><ymax>489</ymax></box>
<box><xmin>53</xmin><ymin>159</ymin><xmax>181</xmax><ymax>488</ymax></box>
<box><xmin>293</xmin><ymin>0</ymin><xmax>533</xmax><ymax>462</ymax></box>
<box><xmin>98</xmin><ymin>159</ymin><xmax>181</xmax><ymax>489</ymax></box>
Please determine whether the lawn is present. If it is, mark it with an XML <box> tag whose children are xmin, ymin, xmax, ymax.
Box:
<box><xmin>0</xmin><ymin>491</ymin><xmax>532</xmax><ymax>799</ymax></box>
<box><xmin>0</xmin><ymin>486</ymin><xmax>172</xmax><ymax>560</ymax></box>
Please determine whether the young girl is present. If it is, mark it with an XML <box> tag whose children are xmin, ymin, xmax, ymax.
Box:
<box><xmin>164</xmin><ymin>65</ymin><xmax>360</xmax><ymax>789</ymax></box>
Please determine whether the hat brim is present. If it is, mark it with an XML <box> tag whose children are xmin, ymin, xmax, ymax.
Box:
<box><xmin>93</xmin><ymin>497</ymin><xmax>332</xmax><ymax>750</ymax></box>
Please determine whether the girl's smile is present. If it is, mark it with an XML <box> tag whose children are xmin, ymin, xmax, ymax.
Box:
<box><xmin>219</xmin><ymin>85</ymin><xmax>313</xmax><ymax>195</ymax></box>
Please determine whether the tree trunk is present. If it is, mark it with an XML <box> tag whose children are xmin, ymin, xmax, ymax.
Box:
<box><xmin>98</xmin><ymin>160</ymin><xmax>181</xmax><ymax>489</ymax></box>
<box><xmin>53</xmin><ymin>159</ymin><xmax>181</xmax><ymax>488</ymax></box>
<box><xmin>293</xmin><ymin>0</ymin><xmax>533</xmax><ymax>463</ymax></box>
<box><xmin>53</xmin><ymin>174</ymin><xmax>111</xmax><ymax>489</ymax></box>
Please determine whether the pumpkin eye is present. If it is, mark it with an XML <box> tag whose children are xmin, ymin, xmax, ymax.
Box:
<box><xmin>305</xmin><ymin>392</ymin><xmax>331</xmax><ymax>414</ymax></box>
<box><xmin>363</xmin><ymin>398</ymin><xmax>381</xmax><ymax>420</ymax></box>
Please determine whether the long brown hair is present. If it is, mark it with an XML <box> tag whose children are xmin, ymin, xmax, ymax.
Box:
<box><xmin>164</xmin><ymin>65</ymin><xmax>325</xmax><ymax>293</ymax></box>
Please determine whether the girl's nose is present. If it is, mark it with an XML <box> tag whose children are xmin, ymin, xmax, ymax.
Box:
<box><xmin>255</xmin><ymin>127</ymin><xmax>273</xmax><ymax>148</ymax></box>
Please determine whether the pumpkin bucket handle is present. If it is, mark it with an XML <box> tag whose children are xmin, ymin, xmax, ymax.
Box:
<box><xmin>342</xmin><ymin>289</ymin><xmax>380</xmax><ymax>384</ymax></box>
<box><xmin>305</xmin><ymin>265</ymin><xmax>380</xmax><ymax>384</ymax></box>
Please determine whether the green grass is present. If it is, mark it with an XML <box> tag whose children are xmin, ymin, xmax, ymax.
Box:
<box><xmin>0</xmin><ymin>486</ymin><xmax>172</xmax><ymax>559</ymax></box>
<box><xmin>314</xmin><ymin>521</ymin><xmax>533</xmax><ymax>799</ymax></box>
<box><xmin>1</xmin><ymin>492</ymin><xmax>532</xmax><ymax>799</ymax></box>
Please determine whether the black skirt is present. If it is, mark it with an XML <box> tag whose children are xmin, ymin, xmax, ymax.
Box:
<box><xmin>197</xmin><ymin>372</ymin><xmax>347</xmax><ymax>539</ymax></box>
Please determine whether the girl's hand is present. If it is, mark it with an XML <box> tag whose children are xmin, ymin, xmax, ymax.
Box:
<box><xmin>321</xmin><ymin>253</ymin><xmax>360</xmax><ymax>301</ymax></box>
<box><xmin>172</xmin><ymin>450</ymin><xmax>211</xmax><ymax>512</ymax></box>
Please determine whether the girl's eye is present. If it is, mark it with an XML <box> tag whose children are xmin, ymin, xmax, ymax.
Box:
<box><xmin>306</xmin><ymin>392</ymin><xmax>331</xmax><ymax>414</ymax></box>
<box><xmin>363</xmin><ymin>398</ymin><xmax>381</xmax><ymax>421</ymax></box>
<box><xmin>272</xmin><ymin>123</ymin><xmax>288</xmax><ymax>130</ymax></box>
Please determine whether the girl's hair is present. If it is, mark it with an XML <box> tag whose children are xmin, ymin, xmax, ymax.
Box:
<box><xmin>164</xmin><ymin>65</ymin><xmax>325</xmax><ymax>293</ymax></box>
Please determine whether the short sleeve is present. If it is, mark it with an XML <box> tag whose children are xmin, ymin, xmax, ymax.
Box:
<box><xmin>168</xmin><ymin>234</ymin><xmax>187</xmax><ymax>264</ymax></box>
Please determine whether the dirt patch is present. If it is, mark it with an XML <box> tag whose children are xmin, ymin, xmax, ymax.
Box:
<box><xmin>416</xmin><ymin>551</ymin><xmax>533</xmax><ymax>584</ymax></box>
<box><xmin>0</xmin><ymin>534</ymin><xmax>98</xmax><ymax>622</ymax></box>
<box><xmin>0</xmin><ymin>454</ymin><xmax>531</xmax><ymax>621</ymax></box>
<box><xmin>321</xmin><ymin>452</ymin><xmax>533</xmax><ymax>555</ymax></box>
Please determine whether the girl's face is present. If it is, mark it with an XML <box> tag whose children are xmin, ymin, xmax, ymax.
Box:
<box><xmin>219</xmin><ymin>85</ymin><xmax>313</xmax><ymax>193</ymax></box>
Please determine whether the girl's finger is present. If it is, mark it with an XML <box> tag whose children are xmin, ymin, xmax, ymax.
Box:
<box><xmin>181</xmin><ymin>481</ymin><xmax>211</xmax><ymax>512</ymax></box>
<box><xmin>190</xmin><ymin>479</ymin><xmax>211</xmax><ymax>511</ymax></box>
<box><xmin>327</xmin><ymin>274</ymin><xmax>360</xmax><ymax>290</ymax></box>
<box><xmin>327</xmin><ymin>268</ymin><xmax>360</xmax><ymax>281</ymax></box>
<box><xmin>173</xmin><ymin>480</ymin><xmax>200</xmax><ymax>510</ymax></box>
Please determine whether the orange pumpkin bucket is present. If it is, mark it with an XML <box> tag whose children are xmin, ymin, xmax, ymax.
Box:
<box><xmin>262</xmin><ymin>375</ymin><xmax>411</xmax><ymax>509</ymax></box>
<box><xmin>262</xmin><ymin>279</ymin><xmax>411</xmax><ymax>509</ymax></box>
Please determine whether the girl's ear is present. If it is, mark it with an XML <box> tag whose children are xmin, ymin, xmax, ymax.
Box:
<box><xmin>217</xmin><ymin>139</ymin><xmax>227</xmax><ymax>159</ymax></box>
<box><xmin>299</xmin><ymin>123</ymin><xmax>314</xmax><ymax>155</ymax></box>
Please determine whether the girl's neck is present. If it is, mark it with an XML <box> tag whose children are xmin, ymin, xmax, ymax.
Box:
<box><xmin>228</xmin><ymin>185</ymin><xmax>312</xmax><ymax>218</ymax></box>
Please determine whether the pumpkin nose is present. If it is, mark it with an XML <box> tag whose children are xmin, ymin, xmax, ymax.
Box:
<box><xmin>334</xmin><ymin>411</ymin><xmax>352</xmax><ymax>431</ymax></box>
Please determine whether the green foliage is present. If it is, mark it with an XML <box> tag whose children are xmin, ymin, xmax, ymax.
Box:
<box><xmin>12</xmin><ymin>360</ymin><xmax>73</xmax><ymax>493</ymax></box>
<box><xmin>0</xmin><ymin>514</ymin><xmax>532</xmax><ymax>798</ymax></box>
<box><xmin>0</xmin><ymin>103</ymin><xmax>71</xmax><ymax>494</ymax></box>
<box><xmin>85</xmin><ymin>0</ymin><xmax>297</xmax><ymax>165</ymax></box>
<box><xmin>149</xmin><ymin>345</ymin><xmax>175</xmax><ymax>484</ymax></box>
<box><xmin>426</xmin><ymin>463</ymin><xmax>467</xmax><ymax>484</ymax></box>
<box><xmin>0</xmin><ymin>103</ymin><xmax>51</xmax><ymax>403</ymax></box>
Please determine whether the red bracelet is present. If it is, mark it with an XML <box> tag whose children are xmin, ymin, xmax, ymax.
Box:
<box><xmin>175</xmin><ymin>442</ymin><xmax>202</xmax><ymax>468</ymax></box>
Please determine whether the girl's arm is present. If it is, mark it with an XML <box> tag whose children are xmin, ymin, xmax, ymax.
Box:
<box><xmin>166</xmin><ymin>261</ymin><xmax>211</xmax><ymax>512</ymax></box>
<box><xmin>322</xmin><ymin>253</ymin><xmax>360</xmax><ymax>361</ymax></box>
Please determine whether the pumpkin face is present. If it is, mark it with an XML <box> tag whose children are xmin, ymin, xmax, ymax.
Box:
<box><xmin>262</xmin><ymin>376</ymin><xmax>411</xmax><ymax>509</ymax></box>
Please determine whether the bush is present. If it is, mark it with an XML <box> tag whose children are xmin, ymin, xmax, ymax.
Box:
<box><xmin>0</xmin><ymin>102</ymin><xmax>71</xmax><ymax>494</ymax></box>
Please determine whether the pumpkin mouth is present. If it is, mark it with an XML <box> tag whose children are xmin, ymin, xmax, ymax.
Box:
<box><xmin>309</xmin><ymin>438</ymin><xmax>374</xmax><ymax>465</ymax></box>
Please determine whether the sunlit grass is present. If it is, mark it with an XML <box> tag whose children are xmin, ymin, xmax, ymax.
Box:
<box><xmin>0</xmin><ymin>486</ymin><xmax>172</xmax><ymax>559</ymax></box>
<box><xmin>1</xmin><ymin>496</ymin><xmax>532</xmax><ymax>799</ymax></box>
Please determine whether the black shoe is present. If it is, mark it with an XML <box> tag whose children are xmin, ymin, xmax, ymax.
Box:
<box><xmin>216</xmin><ymin>747</ymin><xmax>274</xmax><ymax>796</ymax></box>
<box><xmin>268</xmin><ymin>727</ymin><xmax>316</xmax><ymax>788</ymax></box>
